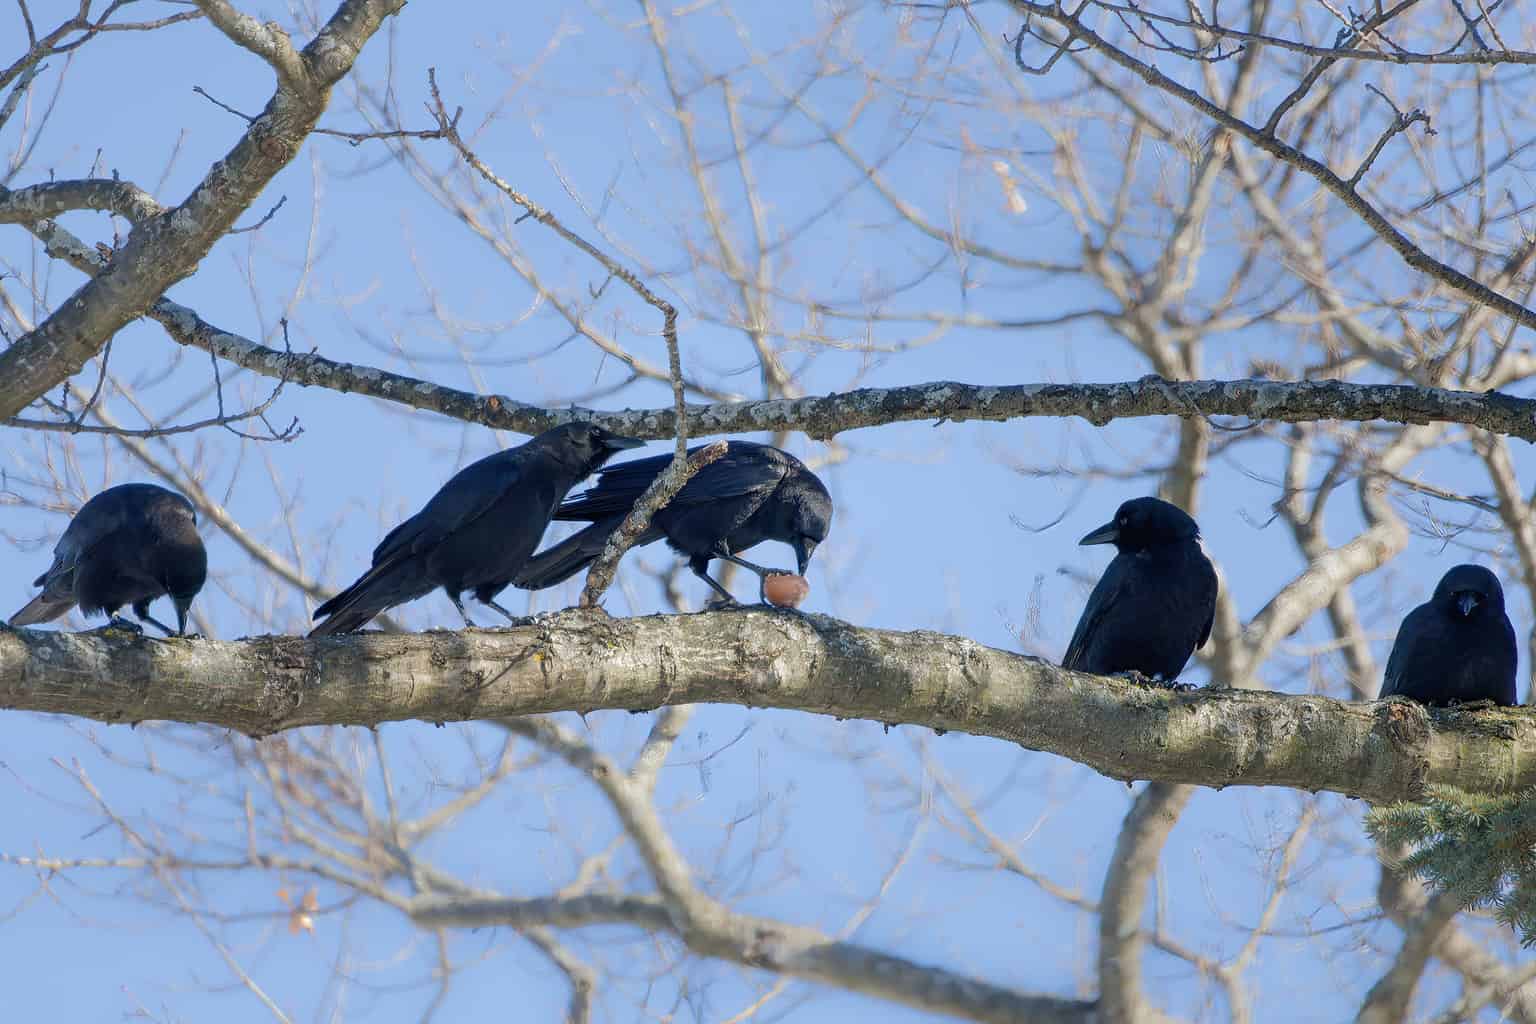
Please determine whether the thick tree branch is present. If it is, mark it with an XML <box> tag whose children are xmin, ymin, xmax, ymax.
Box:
<box><xmin>0</xmin><ymin>179</ymin><xmax>163</xmax><ymax>225</ymax></box>
<box><xmin>193</xmin><ymin>0</ymin><xmax>308</xmax><ymax>90</ymax></box>
<box><xmin>2</xmin><ymin>610</ymin><xmax>1533</xmax><ymax>803</ymax></box>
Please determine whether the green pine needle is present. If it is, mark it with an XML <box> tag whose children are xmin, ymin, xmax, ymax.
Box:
<box><xmin>1366</xmin><ymin>785</ymin><xmax>1536</xmax><ymax>945</ymax></box>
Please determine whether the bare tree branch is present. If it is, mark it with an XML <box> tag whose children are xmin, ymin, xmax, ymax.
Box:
<box><xmin>1008</xmin><ymin>1</ymin><xmax>1536</xmax><ymax>333</ymax></box>
<box><xmin>193</xmin><ymin>0</ymin><xmax>308</xmax><ymax>90</ymax></box>
<box><xmin>0</xmin><ymin>0</ymin><xmax>404</xmax><ymax>420</ymax></box>
<box><xmin>411</xmin><ymin>890</ymin><xmax>1093</xmax><ymax>1024</ymax></box>
<box><xmin>453</xmin><ymin>715</ymin><xmax>1096</xmax><ymax>1024</ymax></box>
<box><xmin>0</xmin><ymin>178</ymin><xmax>163</xmax><ymax>224</ymax></box>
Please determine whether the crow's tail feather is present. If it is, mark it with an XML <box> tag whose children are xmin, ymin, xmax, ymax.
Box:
<box><xmin>515</xmin><ymin>519</ymin><xmax>631</xmax><ymax>590</ymax></box>
<box><xmin>9</xmin><ymin>593</ymin><xmax>74</xmax><ymax>627</ymax></box>
<box><xmin>309</xmin><ymin>558</ymin><xmax>428</xmax><ymax>637</ymax></box>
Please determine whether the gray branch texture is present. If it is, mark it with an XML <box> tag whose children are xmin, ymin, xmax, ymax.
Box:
<box><xmin>3</xmin><ymin>609</ymin><xmax>1529</xmax><ymax>804</ymax></box>
<box><xmin>102</xmin><ymin>321</ymin><xmax>1536</xmax><ymax>441</ymax></box>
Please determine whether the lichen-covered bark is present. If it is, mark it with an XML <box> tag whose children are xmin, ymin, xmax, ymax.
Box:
<box><xmin>0</xmin><ymin>180</ymin><xmax>164</xmax><ymax>225</ymax></box>
<box><xmin>120</xmin><ymin>329</ymin><xmax>1536</xmax><ymax>443</ymax></box>
<box><xmin>2</xmin><ymin>610</ymin><xmax>1530</xmax><ymax>803</ymax></box>
<box><xmin>0</xmin><ymin>0</ymin><xmax>404</xmax><ymax>421</ymax></box>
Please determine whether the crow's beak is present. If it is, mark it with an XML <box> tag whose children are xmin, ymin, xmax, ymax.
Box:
<box><xmin>602</xmin><ymin>434</ymin><xmax>645</xmax><ymax>451</ymax></box>
<box><xmin>1458</xmin><ymin>592</ymin><xmax>1480</xmax><ymax>616</ymax></box>
<box><xmin>1079</xmin><ymin>521</ymin><xmax>1119</xmax><ymax>546</ymax></box>
<box><xmin>793</xmin><ymin>537</ymin><xmax>818</xmax><ymax>576</ymax></box>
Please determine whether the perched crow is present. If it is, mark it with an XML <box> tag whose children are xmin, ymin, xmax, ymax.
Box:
<box><xmin>10</xmin><ymin>483</ymin><xmax>207</xmax><ymax>637</ymax></box>
<box><xmin>1063</xmin><ymin>496</ymin><xmax>1217</xmax><ymax>682</ymax></box>
<box><xmin>515</xmin><ymin>440</ymin><xmax>833</xmax><ymax>604</ymax></box>
<box><xmin>310</xmin><ymin>423</ymin><xmax>643</xmax><ymax>636</ymax></box>
<box><xmin>1381</xmin><ymin>564</ymin><xmax>1518</xmax><ymax>707</ymax></box>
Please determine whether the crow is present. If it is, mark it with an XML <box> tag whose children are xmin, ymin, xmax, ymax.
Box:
<box><xmin>10</xmin><ymin>483</ymin><xmax>207</xmax><ymax>637</ymax></box>
<box><xmin>1062</xmin><ymin>496</ymin><xmax>1217</xmax><ymax>682</ymax></box>
<box><xmin>1380</xmin><ymin>564</ymin><xmax>1518</xmax><ymax>707</ymax></box>
<box><xmin>309</xmin><ymin>422</ymin><xmax>643</xmax><ymax>636</ymax></box>
<box><xmin>514</xmin><ymin>440</ymin><xmax>833</xmax><ymax>605</ymax></box>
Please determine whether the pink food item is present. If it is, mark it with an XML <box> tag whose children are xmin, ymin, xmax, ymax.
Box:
<box><xmin>763</xmin><ymin>573</ymin><xmax>810</xmax><ymax>608</ymax></box>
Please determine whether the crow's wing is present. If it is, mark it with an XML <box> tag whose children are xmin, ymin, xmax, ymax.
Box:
<box><xmin>1193</xmin><ymin>547</ymin><xmax>1217</xmax><ymax>650</ymax></box>
<box><xmin>1380</xmin><ymin>603</ymin><xmax>1433</xmax><ymax>698</ymax></box>
<box><xmin>371</xmin><ymin>451</ymin><xmax>526</xmax><ymax>566</ymax></box>
<box><xmin>1197</xmin><ymin>605</ymin><xmax>1215</xmax><ymax>651</ymax></box>
<box><xmin>13</xmin><ymin>490</ymin><xmax>144</xmax><ymax>624</ymax></box>
<box><xmin>1062</xmin><ymin>555</ymin><xmax>1129</xmax><ymax>672</ymax></box>
<box><xmin>32</xmin><ymin>490</ymin><xmax>141</xmax><ymax>589</ymax></box>
<box><xmin>557</xmin><ymin>443</ymin><xmax>786</xmax><ymax>521</ymax></box>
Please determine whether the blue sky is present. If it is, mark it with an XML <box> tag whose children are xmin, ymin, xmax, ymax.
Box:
<box><xmin>3</xmin><ymin>1</ymin><xmax>1534</xmax><ymax>1021</ymax></box>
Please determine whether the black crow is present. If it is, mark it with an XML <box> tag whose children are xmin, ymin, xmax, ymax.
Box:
<box><xmin>514</xmin><ymin>440</ymin><xmax>833</xmax><ymax>605</ymax></box>
<box><xmin>1380</xmin><ymin>564</ymin><xmax>1518</xmax><ymax>707</ymax></box>
<box><xmin>1062</xmin><ymin>496</ymin><xmax>1217</xmax><ymax>682</ymax></box>
<box><xmin>310</xmin><ymin>423</ymin><xmax>643</xmax><ymax>636</ymax></box>
<box><xmin>10</xmin><ymin>483</ymin><xmax>207</xmax><ymax>637</ymax></box>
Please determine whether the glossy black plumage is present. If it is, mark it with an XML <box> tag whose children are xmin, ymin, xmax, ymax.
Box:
<box><xmin>10</xmin><ymin>483</ymin><xmax>207</xmax><ymax>636</ymax></box>
<box><xmin>1062</xmin><ymin>496</ymin><xmax>1217</xmax><ymax>681</ymax></box>
<box><xmin>1380</xmin><ymin>564</ymin><xmax>1518</xmax><ymax>707</ymax></box>
<box><xmin>514</xmin><ymin>441</ymin><xmax>833</xmax><ymax>604</ymax></box>
<box><xmin>310</xmin><ymin>423</ymin><xmax>642</xmax><ymax>636</ymax></box>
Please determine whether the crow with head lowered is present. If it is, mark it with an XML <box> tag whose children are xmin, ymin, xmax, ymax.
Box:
<box><xmin>1062</xmin><ymin>496</ymin><xmax>1217</xmax><ymax>684</ymax></box>
<box><xmin>10</xmin><ymin>482</ymin><xmax>207</xmax><ymax>637</ymax></box>
<box><xmin>515</xmin><ymin>440</ymin><xmax>833</xmax><ymax>605</ymax></box>
<box><xmin>1380</xmin><ymin>564</ymin><xmax>1518</xmax><ymax>707</ymax></box>
<box><xmin>310</xmin><ymin>423</ymin><xmax>643</xmax><ymax>636</ymax></box>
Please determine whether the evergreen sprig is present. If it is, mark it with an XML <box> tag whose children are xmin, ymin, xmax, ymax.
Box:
<box><xmin>1367</xmin><ymin>785</ymin><xmax>1536</xmax><ymax>944</ymax></box>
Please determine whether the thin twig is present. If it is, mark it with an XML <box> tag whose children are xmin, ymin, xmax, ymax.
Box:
<box><xmin>228</xmin><ymin>194</ymin><xmax>287</xmax><ymax>234</ymax></box>
<box><xmin>425</xmin><ymin>67</ymin><xmax>700</xmax><ymax>607</ymax></box>
<box><xmin>578</xmin><ymin>441</ymin><xmax>729</xmax><ymax>608</ymax></box>
<box><xmin>1349</xmin><ymin>84</ymin><xmax>1435</xmax><ymax>187</ymax></box>
<box><xmin>192</xmin><ymin>83</ymin><xmax>255</xmax><ymax>122</ymax></box>
<box><xmin>312</xmin><ymin>125</ymin><xmax>445</xmax><ymax>146</ymax></box>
